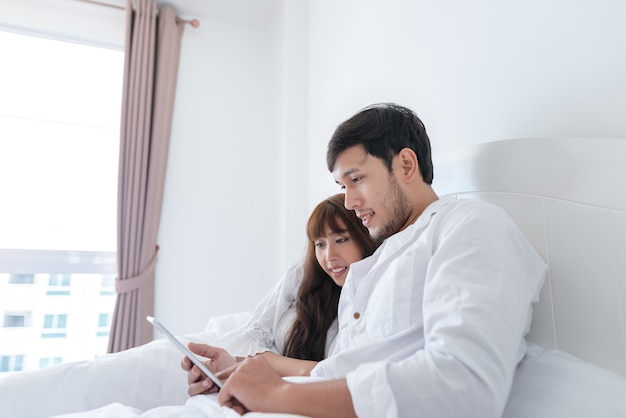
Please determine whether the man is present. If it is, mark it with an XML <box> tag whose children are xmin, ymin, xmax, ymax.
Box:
<box><xmin>215</xmin><ymin>103</ymin><xmax>546</xmax><ymax>417</ymax></box>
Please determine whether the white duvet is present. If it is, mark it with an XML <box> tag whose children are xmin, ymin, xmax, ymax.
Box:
<box><xmin>0</xmin><ymin>313</ymin><xmax>309</xmax><ymax>418</ymax></box>
<box><xmin>47</xmin><ymin>394</ymin><xmax>306</xmax><ymax>418</ymax></box>
<box><xmin>1</xmin><ymin>313</ymin><xmax>626</xmax><ymax>418</ymax></box>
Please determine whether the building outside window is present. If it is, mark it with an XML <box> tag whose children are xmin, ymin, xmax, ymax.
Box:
<box><xmin>97</xmin><ymin>313</ymin><xmax>112</xmax><ymax>337</ymax></box>
<box><xmin>0</xmin><ymin>355</ymin><xmax>24</xmax><ymax>373</ymax></box>
<box><xmin>46</xmin><ymin>273</ymin><xmax>72</xmax><ymax>296</ymax></box>
<box><xmin>100</xmin><ymin>275</ymin><xmax>116</xmax><ymax>296</ymax></box>
<box><xmin>9</xmin><ymin>274</ymin><xmax>34</xmax><ymax>284</ymax></box>
<box><xmin>0</xmin><ymin>27</ymin><xmax>122</xmax><ymax>377</ymax></box>
<box><xmin>39</xmin><ymin>357</ymin><xmax>63</xmax><ymax>368</ymax></box>
<box><xmin>3</xmin><ymin>312</ymin><xmax>31</xmax><ymax>328</ymax></box>
<box><xmin>42</xmin><ymin>314</ymin><xmax>68</xmax><ymax>339</ymax></box>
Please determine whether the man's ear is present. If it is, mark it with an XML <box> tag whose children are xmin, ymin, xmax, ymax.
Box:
<box><xmin>397</xmin><ymin>148</ymin><xmax>419</xmax><ymax>182</ymax></box>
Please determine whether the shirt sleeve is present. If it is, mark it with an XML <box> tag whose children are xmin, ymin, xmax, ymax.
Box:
<box><xmin>347</xmin><ymin>201</ymin><xmax>546</xmax><ymax>418</ymax></box>
<box><xmin>222</xmin><ymin>260</ymin><xmax>303</xmax><ymax>356</ymax></box>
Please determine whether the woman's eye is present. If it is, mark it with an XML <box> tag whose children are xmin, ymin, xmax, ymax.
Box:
<box><xmin>336</xmin><ymin>237</ymin><xmax>349</xmax><ymax>244</ymax></box>
<box><xmin>315</xmin><ymin>242</ymin><xmax>326</xmax><ymax>248</ymax></box>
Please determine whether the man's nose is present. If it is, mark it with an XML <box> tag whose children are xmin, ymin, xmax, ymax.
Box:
<box><xmin>344</xmin><ymin>190</ymin><xmax>359</xmax><ymax>210</ymax></box>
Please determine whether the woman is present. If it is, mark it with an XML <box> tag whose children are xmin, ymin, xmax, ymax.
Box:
<box><xmin>184</xmin><ymin>193</ymin><xmax>380</xmax><ymax>394</ymax></box>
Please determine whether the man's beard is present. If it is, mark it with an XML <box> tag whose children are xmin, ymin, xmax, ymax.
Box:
<box><xmin>370</xmin><ymin>175</ymin><xmax>412</xmax><ymax>241</ymax></box>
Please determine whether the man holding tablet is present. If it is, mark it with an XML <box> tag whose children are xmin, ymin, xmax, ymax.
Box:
<box><xmin>186</xmin><ymin>104</ymin><xmax>546</xmax><ymax>418</ymax></box>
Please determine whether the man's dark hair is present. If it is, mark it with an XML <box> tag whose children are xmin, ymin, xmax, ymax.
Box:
<box><xmin>326</xmin><ymin>103</ymin><xmax>434</xmax><ymax>184</ymax></box>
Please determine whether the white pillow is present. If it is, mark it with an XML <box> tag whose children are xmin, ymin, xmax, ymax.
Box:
<box><xmin>503</xmin><ymin>344</ymin><xmax>626</xmax><ymax>418</ymax></box>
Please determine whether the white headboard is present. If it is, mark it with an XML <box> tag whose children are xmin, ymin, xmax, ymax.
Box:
<box><xmin>432</xmin><ymin>137</ymin><xmax>626</xmax><ymax>378</ymax></box>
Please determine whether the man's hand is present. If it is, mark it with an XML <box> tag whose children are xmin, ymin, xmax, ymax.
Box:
<box><xmin>218</xmin><ymin>356</ymin><xmax>357</xmax><ymax>417</ymax></box>
<box><xmin>217</xmin><ymin>355</ymin><xmax>288</xmax><ymax>415</ymax></box>
<box><xmin>180</xmin><ymin>342</ymin><xmax>237</xmax><ymax>396</ymax></box>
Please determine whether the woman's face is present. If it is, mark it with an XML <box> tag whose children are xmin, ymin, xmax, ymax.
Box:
<box><xmin>314</xmin><ymin>220</ymin><xmax>364</xmax><ymax>287</ymax></box>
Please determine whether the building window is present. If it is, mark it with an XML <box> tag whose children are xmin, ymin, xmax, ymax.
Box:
<box><xmin>43</xmin><ymin>314</ymin><xmax>67</xmax><ymax>329</ymax></box>
<box><xmin>1</xmin><ymin>355</ymin><xmax>24</xmax><ymax>372</ymax></box>
<box><xmin>100</xmin><ymin>274</ymin><xmax>116</xmax><ymax>296</ymax></box>
<box><xmin>97</xmin><ymin>313</ymin><xmax>111</xmax><ymax>337</ymax></box>
<box><xmin>42</xmin><ymin>314</ymin><xmax>68</xmax><ymax>338</ymax></box>
<box><xmin>46</xmin><ymin>273</ymin><xmax>72</xmax><ymax>296</ymax></box>
<box><xmin>39</xmin><ymin>357</ymin><xmax>63</xmax><ymax>368</ymax></box>
<box><xmin>49</xmin><ymin>274</ymin><xmax>71</xmax><ymax>287</ymax></box>
<box><xmin>3</xmin><ymin>312</ymin><xmax>31</xmax><ymax>328</ymax></box>
<box><xmin>98</xmin><ymin>313</ymin><xmax>110</xmax><ymax>327</ymax></box>
<box><xmin>9</xmin><ymin>274</ymin><xmax>34</xmax><ymax>284</ymax></box>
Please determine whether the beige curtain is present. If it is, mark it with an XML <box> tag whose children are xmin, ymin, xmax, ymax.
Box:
<box><xmin>108</xmin><ymin>0</ymin><xmax>185</xmax><ymax>353</ymax></box>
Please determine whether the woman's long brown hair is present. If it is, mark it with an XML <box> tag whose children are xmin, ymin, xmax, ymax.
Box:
<box><xmin>282</xmin><ymin>193</ymin><xmax>380</xmax><ymax>361</ymax></box>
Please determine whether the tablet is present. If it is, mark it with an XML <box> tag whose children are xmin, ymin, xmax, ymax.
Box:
<box><xmin>146</xmin><ymin>315</ymin><xmax>223</xmax><ymax>389</ymax></box>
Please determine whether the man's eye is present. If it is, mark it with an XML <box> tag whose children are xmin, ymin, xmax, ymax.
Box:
<box><xmin>351</xmin><ymin>176</ymin><xmax>361</xmax><ymax>183</ymax></box>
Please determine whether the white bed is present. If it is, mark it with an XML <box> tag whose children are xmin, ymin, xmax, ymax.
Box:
<box><xmin>1</xmin><ymin>137</ymin><xmax>625</xmax><ymax>417</ymax></box>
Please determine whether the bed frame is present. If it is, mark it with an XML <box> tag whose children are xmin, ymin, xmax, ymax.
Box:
<box><xmin>432</xmin><ymin>137</ymin><xmax>626</xmax><ymax>378</ymax></box>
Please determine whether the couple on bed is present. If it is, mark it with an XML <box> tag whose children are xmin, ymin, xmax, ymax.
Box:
<box><xmin>178</xmin><ymin>103</ymin><xmax>547</xmax><ymax>417</ymax></box>
<box><xmin>38</xmin><ymin>103</ymin><xmax>545</xmax><ymax>418</ymax></box>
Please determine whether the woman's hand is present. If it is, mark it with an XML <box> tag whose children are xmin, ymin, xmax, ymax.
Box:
<box><xmin>180</xmin><ymin>342</ymin><xmax>237</xmax><ymax>395</ymax></box>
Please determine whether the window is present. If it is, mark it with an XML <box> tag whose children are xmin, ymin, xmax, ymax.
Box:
<box><xmin>9</xmin><ymin>274</ymin><xmax>34</xmax><ymax>284</ymax></box>
<box><xmin>3</xmin><ymin>312</ymin><xmax>31</xmax><ymax>328</ymax></box>
<box><xmin>98</xmin><ymin>313</ymin><xmax>111</xmax><ymax>328</ymax></box>
<box><xmin>47</xmin><ymin>274</ymin><xmax>72</xmax><ymax>296</ymax></box>
<box><xmin>42</xmin><ymin>314</ymin><xmax>68</xmax><ymax>338</ymax></box>
<box><xmin>0</xmin><ymin>31</ymin><xmax>122</xmax><ymax>252</ymax></box>
<box><xmin>97</xmin><ymin>313</ymin><xmax>112</xmax><ymax>337</ymax></box>
<box><xmin>39</xmin><ymin>357</ymin><xmax>63</xmax><ymax>368</ymax></box>
<box><xmin>0</xmin><ymin>355</ymin><xmax>24</xmax><ymax>372</ymax></box>
<box><xmin>49</xmin><ymin>274</ymin><xmax>71</xmax><ymax>287</ymax></box>
<box><xmin>0</xmin><ymin>29</ymin><xmax>122</xmax><ymax>373</ymax></box>
<box><xmin>43</xmin><ymin>314</ymin><xmax>68</xmax><ymax>329</ymax></box>
<box><xmin>100</xmin><ymin>274</ymin><xmax>116</xmax><ymax>296</ymax></box>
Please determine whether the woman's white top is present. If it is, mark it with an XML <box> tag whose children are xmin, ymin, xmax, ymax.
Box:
<box><xmin>213</xmin><ymin>260</ymin><xmax>338</xmax><ymax>357</ymax></box>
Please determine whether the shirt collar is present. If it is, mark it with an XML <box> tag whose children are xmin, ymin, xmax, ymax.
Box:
<box><xmin>346</xmin><ymin>196</ymin><xmax>454</xmax><ymax>283</ymax></box>
<box><xmin>381</xmin><ymin>196</ymin><xmax>452</xmax><ymax>253</ymax></box>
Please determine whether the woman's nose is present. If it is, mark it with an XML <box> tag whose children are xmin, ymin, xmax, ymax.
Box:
<box><xmin>326</xmin><ymin>245</ymin><xmax>338</xmax><ymax>261</ymax></box>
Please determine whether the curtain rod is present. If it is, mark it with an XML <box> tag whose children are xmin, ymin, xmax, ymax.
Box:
<box><xmin>77</xmin><ymin>0</ymin><xmax>200</xmax><ymax>28</ymax></box>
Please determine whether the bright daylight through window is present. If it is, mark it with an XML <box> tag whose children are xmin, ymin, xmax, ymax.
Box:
<box><xmin>0</xmin><ymin>31</ymin><xmax>123</xmax><ymax>375</ymax></box>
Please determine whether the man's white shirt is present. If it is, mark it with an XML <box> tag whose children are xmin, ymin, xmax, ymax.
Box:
<box><xmin>311</xmin><ymin>197</ymin><xmax>547</xmax><ymax>418</ymax></box>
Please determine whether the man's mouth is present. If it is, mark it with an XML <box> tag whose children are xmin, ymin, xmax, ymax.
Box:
<box><xmin>358</xmin><ymin>211</ymin><xmax>374</xmax><ymax>226</ymax></box>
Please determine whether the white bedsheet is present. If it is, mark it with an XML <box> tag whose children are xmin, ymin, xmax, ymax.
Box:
<box><xmin>47</xmin><ymin>394</ymin><xmax>308</xmax><ymax>418</ymax></box>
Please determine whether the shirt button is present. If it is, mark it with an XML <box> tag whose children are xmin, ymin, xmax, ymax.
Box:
<box><xmin>353</xmin><ymin>312</ymin><xmax>361</xmax><ymax>319</ymax></box>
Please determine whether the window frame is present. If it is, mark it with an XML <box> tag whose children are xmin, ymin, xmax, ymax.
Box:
<box><xmin>0</xmin><ymin>249</ymin><xmax>116</xmax><ymax>275</ymax></box>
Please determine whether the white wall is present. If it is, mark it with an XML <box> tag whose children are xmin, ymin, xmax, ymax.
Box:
<box><xmin>306</xmin><ymin>0</ymin><xmax>626</xmax><ymax>204</ymax></box>
<box><xmin>156</xmin><ymin>0</ymin><xmax>289</xmax><ymax>334</ymax></box>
